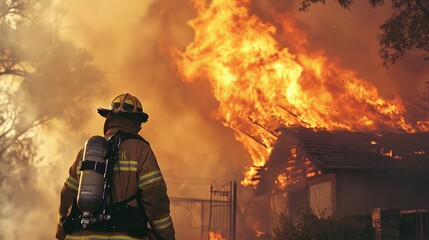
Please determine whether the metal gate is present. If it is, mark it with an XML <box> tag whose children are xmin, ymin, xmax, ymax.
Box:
<box><xmin>170</xmin><ymin>181</ymin><xmax>237</xmax><ymax>240</ymax></box>
<box><xmin>208</xmin><ymin>181</ymin><xmax>237</xmax><ymax>240</ymax></box>
<box><xmin>170</xmin><ymin>197</ymin><xmax>211</xmax><ymax>240</ymax></box>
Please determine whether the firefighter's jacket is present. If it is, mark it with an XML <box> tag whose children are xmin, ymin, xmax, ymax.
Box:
<box><xmin>56</xmin><ymin>124</ymin><xmax>175</xmax><ymax>240</ymax></box>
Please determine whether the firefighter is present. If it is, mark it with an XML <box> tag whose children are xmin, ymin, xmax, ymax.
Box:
<box><xmin>56</xmin><ymin>93</ymin><xmax>175</xmax><ymax>240</ymax></box>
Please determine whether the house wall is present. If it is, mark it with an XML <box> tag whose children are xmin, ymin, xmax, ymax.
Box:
<box><xmin>284</xmin><ymin>174</ymin><xmax>335</xmax><ymax>219</ymax></box>
<box><xmin>335</xmin><ymin>170</ymin><xmax>429</xmax><ymax>217</ymax></box>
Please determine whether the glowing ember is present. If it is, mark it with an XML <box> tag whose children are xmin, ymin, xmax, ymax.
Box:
<box><xmin>381</xmin><ymin>148</ymin><xmax>402</xmax><ymax>159</ymax></box>
<box><xmin>306</xmin><ymin>172</ymin><xmax>316</xmax><ymax>178</ymax></box>
<box><xmin>275</xmin><ymin>173</ymin><xmax>288</xmax><ymax>190</ymax></box>
<box><xmin>176</xmin><ymin>0</ymin><xmax>426</xmax><ymax>187</ymax></box>
<box><xmin>209</xmin><ymin>231</ymin><xmax>226</xmax><ymax>240</ymax></box>
<box><xmin>381</xmin><ymin>149</ymin><xmax>394</xmax><ymax>157</ymax></box>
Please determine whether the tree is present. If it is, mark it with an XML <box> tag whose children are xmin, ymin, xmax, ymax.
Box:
<box><xmin>418</xmin><ymin>80</ymin><xmax>429</xmax><ymax>110</ymax></box>
<box><xmin>300</xmin><ymin>0</ymin><xmax>429</xmax><ymax>67</ymax></box>
<box><xmin>0</xmin><ymin>0</ymin><xmax>104</xmax><ymax>184</ymax></box>
<box><xmin>0</xmin><ymin>2</ymin><xmax>105</xmax><ymax>238</ymax></box>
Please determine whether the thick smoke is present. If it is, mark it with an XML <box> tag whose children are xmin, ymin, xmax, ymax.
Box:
<box><xmin>0</xmin><ymin>0</ymin><xmax>105</xmax><ymax>238</ymax></box>
<box><xmin>3</xmin><ymin>0</ymin><xmax>428</xmax><ymax>239</ymax></box>
<box><xmin>252</xmin><ymin>0</ymin><xmax>429</xmax><ymax>102</ymax></box>
<box><xmin>59</xmin><ymin>0</ymin><xmax>248</xmax><ymax>196</ymax></box>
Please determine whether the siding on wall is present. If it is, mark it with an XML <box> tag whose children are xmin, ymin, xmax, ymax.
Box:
<box><xmin>335</xmin><ymin>170</ymin><xmax>429</xmax><ymax>217</ymax></box>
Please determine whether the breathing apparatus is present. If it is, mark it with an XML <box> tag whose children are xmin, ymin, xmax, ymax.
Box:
<box><xmin>76</xmin><ymin>134</ymin><xmax>120</xmax><ymax>228</ymax></box>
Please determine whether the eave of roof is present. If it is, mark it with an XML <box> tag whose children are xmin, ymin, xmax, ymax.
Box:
<box><xmin>277</xmin><ymin>127</ymin><xmax>429</xmax><ymax>171</ymax></box>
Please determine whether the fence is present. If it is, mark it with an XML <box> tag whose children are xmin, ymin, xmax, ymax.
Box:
<box><xmin>170</xmin><ymin>197</ymin><xmax>211</xmax><ymax>240</ymax></box>
<box><xmin>208</xmin><ymin>181</ymin><xmax>237</xmax><ymax>240</ymax></box>
<box><xmin>170</xmin><ymin>181</ymin><xmax>237</xmax><ymax>240</ymax></box>
<box><xmin>372</xmin><ymin>208</ymin><xmax>429</xmax><ymax>240</ymax></box>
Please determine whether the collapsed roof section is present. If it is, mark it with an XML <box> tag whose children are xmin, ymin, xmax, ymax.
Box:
<box><xmin>254</xmin><ymin>126</ymin><xmax>429</xmax><ymax>195</ymax></box>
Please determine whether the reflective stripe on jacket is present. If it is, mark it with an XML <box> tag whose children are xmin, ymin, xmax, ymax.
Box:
<box><xmin>56</xmin><ymin>127</ymin><xmax>175</xmax><ymax>240</ymax></box>
<box><xmin>65</xmin><ymin>233</ymin><xmax>143</xmax><ymax>240</ymax></box>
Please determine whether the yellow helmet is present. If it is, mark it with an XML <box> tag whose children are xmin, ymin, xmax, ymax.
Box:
<box><xmin>97</xmin><ymin>93</ymin><xmax>148</xmax><ymax>123</ymax></box>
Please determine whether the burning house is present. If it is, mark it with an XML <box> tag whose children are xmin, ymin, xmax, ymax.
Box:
<box><xmin>255</xmin><ymin>126</ymin><xmax>429</xmax><ymax>220</ymax></box>
<box><xmin>175</xmin><ymin>0</ymin><xmax>429</xmax><ymax>238</ymax></box>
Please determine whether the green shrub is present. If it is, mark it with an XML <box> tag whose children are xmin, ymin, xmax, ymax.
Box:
<box><xmin>273</xmin><ymin>208</ymin><xmax>374</xmax><ymax>240</ymax></box>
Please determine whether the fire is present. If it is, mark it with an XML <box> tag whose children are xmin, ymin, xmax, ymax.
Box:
<box><xmin>381</xmin><ymin>148</ymin><xmax>402</xmax><ymax>159</ymax></box>
<box><xmin>176</xmin><ymin>0</ymin><xmax>427</xmax><ymax>187</ymax></box>
<box><xmin>275</xmin><ymin>172</ymin><xmax>288</xmax><ymax>190</ymax></box>
<box><xmin>209</xmin><ymin>231</ymin><xmax>226</xmax><ymax>240</ymax></box>
<box><xmin>256</xmin><ymin>230</ymin><xmax>265</xmax><ymax>237</ymax></box>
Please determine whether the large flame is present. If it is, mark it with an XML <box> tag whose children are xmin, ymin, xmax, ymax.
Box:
<box><xmin>176</xmin><ymin>0</ymin><xmax>427</xmax><ymax>187</ymax></box>
<box><xmin>209</xmin><ymin>231</ymin><xmax>226</xmax><ymax>240</ymax></box>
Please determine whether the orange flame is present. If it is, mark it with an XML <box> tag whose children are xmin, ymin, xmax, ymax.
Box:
<box><xmin>381</xmin><ymin>148</ymin><xmax>402</xmax><ymax>159</ymax></box>
<box><xmin>209</xmin><ymin>231</ymin><xmax>226</xmax><ymax>240</ymax></box>
<box><xmin>176</xmin><ymin>0</ymin><xmax>427</xmax><ymax>187</ymax></box>
<box><xmin>275</xmin><ymin>172</ymin><xmax>288</xmax><ymax>190</ymax></box>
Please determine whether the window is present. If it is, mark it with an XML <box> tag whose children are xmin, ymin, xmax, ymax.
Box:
<box><xmin>309</xmin><ymin>181</ymin><xmax>332</xmax><ymax>217</ymax></box>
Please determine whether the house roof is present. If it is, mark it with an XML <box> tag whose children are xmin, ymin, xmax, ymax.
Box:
<box><xmin>254</xmin><ymin>126</ymin><xmax>429</xmax><ymax>194</ymax></box>
<box><xmin>278</xmin><ymin>127</ymin><xmax>429</xmax><ymax>171</ymax></box>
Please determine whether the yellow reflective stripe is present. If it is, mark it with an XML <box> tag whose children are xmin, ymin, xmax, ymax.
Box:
<box><xmin>112</xmin><ymin>96</ymin><xmax>122</xmax><ymax>103</ymax></box>
<box><xmin>113</xmin><ymin>160</ymin><xmax>138</xmax><ymax>172</ymax></box>
<box><xmin>58</xmin><ymin>214</ymin><xmax>63</xmax><ymax>227</ymax></box>
<box><xmin>65</xmin><ymin>176</ymin><xmax>78</xmax><ymax>191</ymax></box>
<box><xmin>114</xmin><ymin>167</ymin><xmax>137</xmax><ymax>172</ymax></box>
<box><xmin>124</xmin><ymin>99</ymin><xmax>133</xmax><ymax>105</ymax></box>
<box><xmin>65</xmin><ymin>234</ymin><xmax>140</xmax><ymax>240</ymax></box>
<box><xmin>138</xmin><ymin>170</ymin><xmax>162</xmax><ymax>189</ymax></box>
<box><xmin>151</xmin><ymin>215</ymin><xmax>172</xmax><ymax>230</ymax></box>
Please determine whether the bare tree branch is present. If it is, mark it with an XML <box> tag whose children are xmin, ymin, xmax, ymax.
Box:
<box><xmin>0</xmin><ymin>115</ymin><xmax>50</xmax><ymax>156</ymax></box>
<box><xmin>0</xmin><ymin>68</ymin><xmax>27</xmax><ymax>77</ymax></box>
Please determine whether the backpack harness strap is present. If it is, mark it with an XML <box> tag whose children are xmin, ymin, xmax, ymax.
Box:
<box><xmin>121</xmin><ymin>191</ymin><xmax>142</xmax><ymax>205</ymax></box>
<box><xmin>78</xmin><ymin>161</ymin><xmax>106</xmax><ymax>174</ymax></box>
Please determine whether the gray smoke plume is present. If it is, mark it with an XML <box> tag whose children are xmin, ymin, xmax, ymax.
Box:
<box><xmin>0</xmin><ymin>0</ymin><xmax>104</xmax><ymax>238</ymax></box>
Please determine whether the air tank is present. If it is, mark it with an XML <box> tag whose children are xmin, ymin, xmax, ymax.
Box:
<box><xmin>77</xmin><ymin>135</ymin><xmax>109</xmax><ymax>214</ymax></box>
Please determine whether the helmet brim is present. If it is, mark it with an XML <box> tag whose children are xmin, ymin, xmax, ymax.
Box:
<box><xmin>97</xmin><ymin>108</ymin><xmax>149</xmax><ymax>123</ymax></box>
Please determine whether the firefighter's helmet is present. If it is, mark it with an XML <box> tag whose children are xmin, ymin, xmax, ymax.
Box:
<box><xmin>97</xmin><ymin>93</ymin><xmax>149</xmax><ymax>123</ymax></box>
